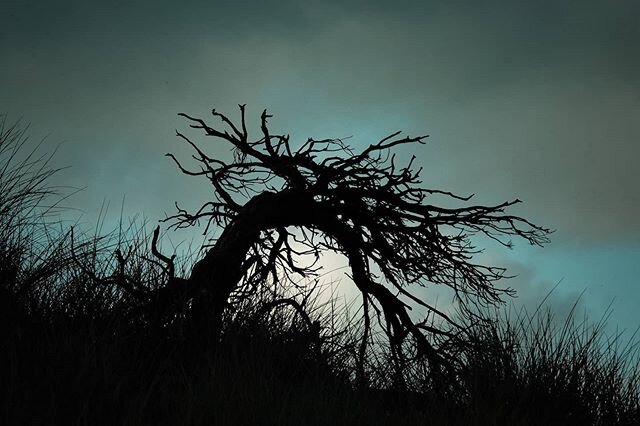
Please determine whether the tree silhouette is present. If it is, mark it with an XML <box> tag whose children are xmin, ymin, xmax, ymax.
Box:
<box><xmin>155</xmin><ymin>105</ymin><xmax>550</xmax><ymax>374</ymax></box>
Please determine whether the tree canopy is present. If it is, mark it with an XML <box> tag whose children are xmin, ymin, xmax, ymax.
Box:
<box><xmin>157</xmin><ymin>105</ymin><xmax>550</xmax><ymax>374</ymax></box>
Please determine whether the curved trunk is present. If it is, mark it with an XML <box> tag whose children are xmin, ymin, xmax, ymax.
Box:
<box><xmin>183</xmin><ymin>188</ymin><xmax>446</xmax><ymax>372</ymax></box>
<box><xmin>186</xmin><ymin>190</ymin><xmax>319</xmax><ymax>336</ymax></box>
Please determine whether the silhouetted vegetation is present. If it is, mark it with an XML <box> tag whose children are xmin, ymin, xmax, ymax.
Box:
<box><xmin>1</xmin><ymin>115</ymin><xmax>639</xmax><ymax>425</ymax></box>
<box><xmin>158</xmin><ymin>105</ymin><xmax>551</xmax><ymax>380</ymax></box>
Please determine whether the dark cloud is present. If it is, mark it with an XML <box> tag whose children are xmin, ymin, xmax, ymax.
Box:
<box><xmin>1</xmin><ymin>0</ymin><xmax>638</xmax><ymax>329</ymax></box>
<box><xmin>1</xmin><ymin>1</ymin><xmax>323</xmax><ymax>48</ymax></box>
<box><xmin>2</xmin><ymin>0</ymin><xmax>638</xmax><ymax>244</ymax></box>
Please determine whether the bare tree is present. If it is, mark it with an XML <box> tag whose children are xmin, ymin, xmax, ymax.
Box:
<box><xmin>154</xmin><ymin>105</ymin><xmax>550</xmax><ymax>375</ymax></box>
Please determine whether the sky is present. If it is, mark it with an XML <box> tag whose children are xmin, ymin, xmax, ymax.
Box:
<box><xmin>2</xmin><ymin>0</ymin><xmax>639</xmax><ymax>333</ymax></box>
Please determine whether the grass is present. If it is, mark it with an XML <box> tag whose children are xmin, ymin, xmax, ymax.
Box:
<box><xmin>1</xmin><ymin>117</ymin><xmax>639</xmax><ymax>425</ymax></box>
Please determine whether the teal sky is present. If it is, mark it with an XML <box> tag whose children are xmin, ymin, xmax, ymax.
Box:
<box><xmin>2</xmin><ymin>1</ymin><xmax>639</xmax><ymax>332</ymax></box>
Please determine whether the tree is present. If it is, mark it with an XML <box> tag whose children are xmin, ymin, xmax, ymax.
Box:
<box><xmin>156</xmin><ymin>105</ymin><xmax>550</xmax><ymax>375</ymax></box>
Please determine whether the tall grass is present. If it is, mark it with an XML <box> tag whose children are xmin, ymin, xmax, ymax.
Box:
<box><xmin>1</xmin><ymin>118</ymin><xmax>638</xmax><ymax>425</ymax></box>
<box><xmin>454</xmin><ymin>304</ymin><xmax>640</xmax><ymax>425</ymax></box>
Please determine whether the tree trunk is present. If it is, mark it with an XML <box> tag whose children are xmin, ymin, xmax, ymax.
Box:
<box><xmin>186</xmin><ymin>190</ymin><xmax>317</xmax><ymax>338</ymax></box>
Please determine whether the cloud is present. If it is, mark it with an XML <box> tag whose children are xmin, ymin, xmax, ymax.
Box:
<box><xmin>1</xmin><ymin>1</ymin><xmax>638</xmax><ymax>247</ymax></box>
